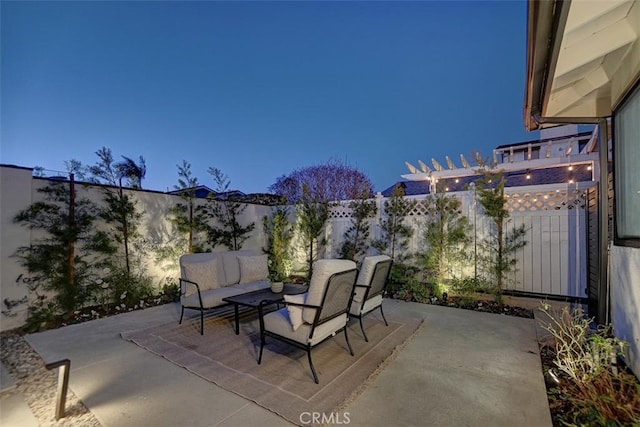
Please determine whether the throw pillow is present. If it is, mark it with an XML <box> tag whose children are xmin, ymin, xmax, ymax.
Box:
<box><xmin>182</xmin><ymin>258</ymin><xmax>220</xmax><ymax>294</ymax></box>
<box><xmin>238</xmin><ymin>254</ymin><xmax>269</xmax><ymax>284</ymax></box>
<box><xmin>284</xmin><ymin>293</ymin><xmax>306</xmax><ymax>331</ymax></box>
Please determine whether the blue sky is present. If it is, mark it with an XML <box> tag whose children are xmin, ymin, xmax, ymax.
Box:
<box><xmin>1</xmin><ymin>1</ymin><xmax>539</xmax><ymax>194</ymax></box>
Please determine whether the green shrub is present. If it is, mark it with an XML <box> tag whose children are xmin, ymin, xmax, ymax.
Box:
<box><xmin>160</xmin><ymin>279</ymin><xmax>180</xmax><ymax>303</ymax></box>
<box><xmin>387</xmin><ymin>262</ymin><xmax>419</xmax><ymax>297</ymax></box>
<box><xmin>397</xmin><ymin>278</ymin><xmax>429</xmax><ymax>303</ymax></box>
<box><xmin>104</xmin><ymin>265</ymin><xmax>153</xmax><ymax>309</ymax></box>
<box><xmin>23</xmin><ymin>294</ymin><xmax>59</xmax><ymax>333</ymax></box>
<box><xmin>449</xmin><ymin>276</ymin><xmax>489</xmax><ymax>306</ymax></box>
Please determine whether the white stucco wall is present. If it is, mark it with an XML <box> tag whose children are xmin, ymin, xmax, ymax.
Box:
<box><xmin>610</xmin><ymin>244</ymin><xmax>640</xmax><ymax>377</ymax></box>
<box><xmin>0</xmin><ymin>166</ymin><xmax>36</xmax><ymax>329</ymax></box>
<box><xmin>0</xmin><ymin>165</ymin><xmax>274</xmax><ymax>331</ymax></box>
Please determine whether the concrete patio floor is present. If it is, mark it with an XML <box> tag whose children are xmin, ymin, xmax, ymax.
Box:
<box><xmin>13</xmin><ymin>299</ymin><xmax>552</xmax><ymax>426</ymax></box>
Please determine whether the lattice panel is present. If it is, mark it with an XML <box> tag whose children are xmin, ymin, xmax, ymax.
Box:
<box><xmin>505</xmin><ymin>189</ymin><xmax>587</xmax><ymax>212</ymax></box>
<box><xmin>407</xmin><ymin>199</ymin><xmax>430</xmax><ymax>216</ymax></box>
<box><xmin>328</xmin><ymin>204</ymin><xmax>353</xmax><ymax>219</ymax></box>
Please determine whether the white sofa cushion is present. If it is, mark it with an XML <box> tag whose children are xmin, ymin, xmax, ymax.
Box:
<box><xmin>238</xmin><ymin>254</ymin><xmax>269</xmax><ymax>284</ymax></box>
<box><xmin>283</xmin><ymin>293</ymin><xmax>305</xmax><ymax>331</ymax></box>
<box><xmin>264</xmin><ymin>309</ymin><xmax>347</xmax><ymax>345</ymax></box>
<box><xmin>353</xmin><ymin>255</ymin><xmax>391</xmax><ymax>303</ymax></box>
<box><xmin>219</xmin><ymin>250</ymin><xmax>254</xmax><ymax>286</ymax></box>
<box><xmin>182</xmin><ymin>257</ymin><xmax>221</xmax><ymax>293</ymax></box>
<box><xmin>303</xmin><ymin>259</ymin><xmax>356</xmax><ymax>324</ymax></box>
<box><xmin>181</xmin><ymin>280</ymin><xmax>270</xmax><ymax>308</ymax></box>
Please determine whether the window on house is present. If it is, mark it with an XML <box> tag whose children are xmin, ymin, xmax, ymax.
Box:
<box><xmin>614</xmin><ymin>82</ymin><xmax>640</xmax><ymax>246</ymax></box>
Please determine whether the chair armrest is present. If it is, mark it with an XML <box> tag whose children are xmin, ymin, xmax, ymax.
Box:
<box><xmin>281</xmin><ymin>301</ymin><xmax>320</xmax><ymax>310</ymax></box>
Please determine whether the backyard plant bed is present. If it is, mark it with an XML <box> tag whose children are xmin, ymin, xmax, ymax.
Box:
<box><xmin>390</xmin><ymin>290</ymin><xmax>534</xmax><ymax>319</ymax></box>
<box><xmin>539</xmin><ymin>343</ymin><xmax>640</xmax><ymax>426</ymax></box>
<box><xmin>430</xmin><ymin>294</ymin><xmax>533</xmax><ymax>319</ymax></box>
<box><xmin>21</xmin><ymin>291</ymin><xmax>179</xmax><ymax>333</ymax></box>
<box><xmin>537</xmin><ymin>304</ymin><xmax>640</xmax><ymax>426</ymax></box>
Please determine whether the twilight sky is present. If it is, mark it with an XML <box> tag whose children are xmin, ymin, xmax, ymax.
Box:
<box><xmin>1</xmin><ymin>1</ymin><xmax>540</xmax><ymax>194</ymax></box>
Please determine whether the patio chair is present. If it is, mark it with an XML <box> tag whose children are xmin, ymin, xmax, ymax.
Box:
<box><xmin>349</xmin><ymin>255</ymin><xmax>393</xmax><ymax>342</ymax></box>
<box><xmin>257</xmin><ymin>259</ymin><xmax>358</xmax><ymax>384</ymax></box>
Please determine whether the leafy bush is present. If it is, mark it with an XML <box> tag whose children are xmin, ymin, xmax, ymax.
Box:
<box><xmin>397</xmin><ymin>278</ymin><xmax>430</xmax><ymax>304</ymax></box>
<box><xmin>539</xmin><ymin>303</ymin><xmax>640</xmax><ymax>425</ymax></box>
<box><xmin>449</xmin><ymin>276</ymin><xmax>490</xmax><ymax>307</ymax></box>
<box><xmin>160</xmin><ymin>279</ymin><xmax>180</xmax><ymax>303</ymax></box>
<box><xmin>23</xmin><ymin>294</ymin><xmax>59</xmax><ymax>333</ymax></box>
<box><xmin>104</xmin><ymin>265</ymin><xmax>153</xmax><ymax>309</ymax></box>
<box><xmin>387</xmin><ymin>262</ymin><xmax>419</xmax><ymax>297</ymax></box>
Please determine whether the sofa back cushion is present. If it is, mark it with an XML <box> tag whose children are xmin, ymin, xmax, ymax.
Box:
<box><xmin>303</xmin><ymin>259</ymin><xmax>356</xmax><ymax>324</ymax></box>
<box><xmin>219</xmin><ymin>250</ymin><xmax>255</xmax><ymax>286</ymax></box>
<box><xmin>238</xmin><ymin>254</ymin><xmax>269</xmax><ymax>284</ymax></box>
<box><xmin>180</xmin><ymin>256</ymin><xmax>222</xmax><ymax>294</ymax></box>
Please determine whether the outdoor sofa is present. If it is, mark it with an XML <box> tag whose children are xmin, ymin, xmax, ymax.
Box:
<box><xmin>179</xmin><ymin>250</ymin><xmax>270</xmax><ymax>334</ymax></box>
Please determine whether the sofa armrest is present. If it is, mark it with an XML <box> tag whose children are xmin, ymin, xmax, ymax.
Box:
<box><xmin>179</xmin><ymin>278</ymin><xmax>203</xmax><ymax>309</ymax></box>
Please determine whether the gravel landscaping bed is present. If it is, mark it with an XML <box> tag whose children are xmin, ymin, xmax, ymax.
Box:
<box><xmin>1</xmin><ymin>330</ymin><xmax>101</xmax><ymax>426</ymax></box>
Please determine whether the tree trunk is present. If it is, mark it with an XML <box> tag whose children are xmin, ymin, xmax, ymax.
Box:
<box><xmin>68</xmin><ymin>173</ymin><xmax>76</xmax><ymax>316</ymax></box>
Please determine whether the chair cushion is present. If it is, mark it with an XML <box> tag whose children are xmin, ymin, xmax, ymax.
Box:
<box><xmin>182</xmin><ymin>257</ymin><xmax>221</xmax><ymax>293</ymax></box>
<box><xmin>350</xmin><ymin>294</ymin><xmax>383</xmax><ymax>316</ymax></box>
<box><xmin>264</xmin><ymin>309</ymin><xmax>347</xmax><ymax>346</ymax></box>
<box><xmin>219</xmin><ymin>250</ymin><xmax>254</xmax><ymax>286</ymax></box>
<box><xmin>354</xmin><ymin>255</ymin><xmax>391</xmax><ymax>302</ymax></box>
<box><xmin>238</xmin><ymin>254</ymin><xmax>269</xmax><ymax>284</ymax></box>
<box><xmin>303</xmin><ymin>259</ymin><xmax>356</xmax><ymax>324</ymax></box>
<box><xmin>182</xmin><ymin>285</ymin><xmax>243</xmax><ymax>308</ymax></box>
<box><xmin>283</xmin><ymin>293</ymin><xmax>305</xmax><ymax>331</ymax></box>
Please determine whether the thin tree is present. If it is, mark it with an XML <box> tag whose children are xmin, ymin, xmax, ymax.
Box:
<box><xmin>340</xmin><ymin>196</ymin><xmax>377</xmax><ymax>262</ymax></box>
<box><xmin>475</xmin><ymin>169</ymin><xmax>527</xmax><ymax>299</ymax></box>
<box><xmin>420</xmin><ymin>192</ymin><xmax>471</xmax><ymax>286</ymax></box>
<box><xmin>263</xmin><ymin>205</ymin><xmax>294</xmax><ymax>280</ymax></box>
<box><xmin>372</xmin><ymin>184</ymin><xmax>416</xmax><ymax>262</ymax></box>
<box><xmin>205</xmin><ymin>167</ymin><xmax>255</xmax><ymax>251</ymax></box>
<box><xmin>89</xmin><ymin>147</ymin><xmax>146</xmax><ymax>276</ymax></box>
<box><xmin>13</xmin><ymin>173</ymin><xmax>111</xmax><ymax>322</ymax></box>
<box><xmin>170</xmin><ymin>160</ymin><xmax>208</xmax><ymax>253</ymax></box>
<box><xmin>88</xmin><ymin>147</ymin><xmax>151</xmax><ymax>306</ymax></box>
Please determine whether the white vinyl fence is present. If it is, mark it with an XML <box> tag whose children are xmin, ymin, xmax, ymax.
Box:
<box><xmin>325</xmin><ymin>183</ymin><xmax>593</xmax><ymax>299</ymax></box>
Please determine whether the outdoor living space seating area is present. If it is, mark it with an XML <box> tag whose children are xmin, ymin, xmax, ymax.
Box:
<box><xmin>15</xmin><ymin>296</ymin><xmax>553</xmax><ymax>426</ymax></box>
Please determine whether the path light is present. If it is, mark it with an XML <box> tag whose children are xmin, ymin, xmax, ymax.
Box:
<box><xmin>547</xmin><ymin>369</ymin><xmax>561</xmax><ymax>385</ymax></box>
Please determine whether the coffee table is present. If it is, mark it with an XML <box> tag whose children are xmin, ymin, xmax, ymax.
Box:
<box><xmin>222</xmin><ymin>284</ymin><xmax>308</xmax><ymax>335</ymax></box>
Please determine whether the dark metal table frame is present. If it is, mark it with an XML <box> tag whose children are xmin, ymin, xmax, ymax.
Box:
<box><xmin>222</xmin><ymin>284</ymin><xmax>308</xmax><ymax>335</ymax></box>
